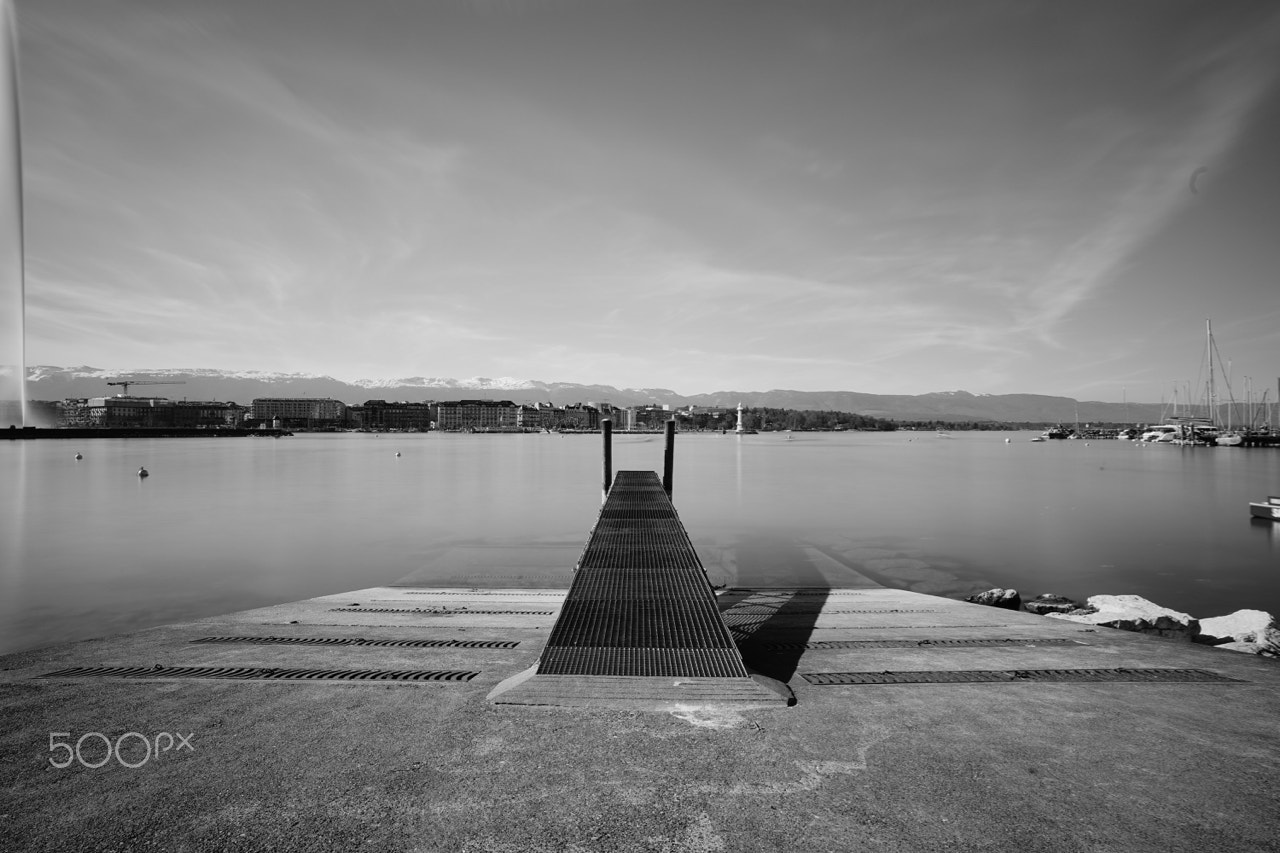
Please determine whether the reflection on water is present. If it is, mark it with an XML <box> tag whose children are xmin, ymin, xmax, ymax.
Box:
<box><xmin>2</xmin><ymin>431</ymin><xmax>1279</xmax><ymax>654</ymax></box>
<box><xmin>1252</xmin><ymin>517</ymin><xmax>1280</xmax><ymax>551</ymax></box>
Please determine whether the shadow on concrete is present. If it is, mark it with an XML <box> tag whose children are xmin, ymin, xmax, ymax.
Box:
<box><xmin>716</xmin><ymin>534</ymin><xmax>832</xmax><ymax>684</ymax></box>
<box><xmin>728</xmin><ymin>589</ymin><xmax>830</xmax><ymax>683</ymax></box>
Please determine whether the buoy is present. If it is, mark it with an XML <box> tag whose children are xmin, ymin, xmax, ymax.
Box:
<box><xmin>74</xmin><ymin>452</ymin><xmax>83</xmax><ymax>460</ymax></box>
<box><xmin>1004</xmin><ymin>438</ymin><xmax>1010</xmax><ymax>444</ymax></box>
<box><xmin>395</xmin><ymin>451</ymin><xmax>401</xmax><ymax>457</ymax></box>
<box><xmin>137</xmin><ymin>467</ymin><xmax>149</xmax><ymax>478</ymax></box>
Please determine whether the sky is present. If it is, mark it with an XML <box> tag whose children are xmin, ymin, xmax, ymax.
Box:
<box><xmin>6</xmin><ymin>0</ymin><xmax>1280</xmax><ymax>401</ymax></box>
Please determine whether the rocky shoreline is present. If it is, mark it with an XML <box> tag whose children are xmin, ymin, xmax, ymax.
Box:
<box><xmin>964</xmin><ymin>588</ymin><xmax>1280</xmax><ymax>658</ymax></box>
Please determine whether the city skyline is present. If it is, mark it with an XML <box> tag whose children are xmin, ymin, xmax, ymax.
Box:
<box><xmin>10</xmin><ymin>0</ymin><xmax>1280</xmax><ymax>403</ymax></box>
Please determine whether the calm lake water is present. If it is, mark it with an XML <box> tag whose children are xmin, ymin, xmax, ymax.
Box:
<box><xmin>2</xmin><ymin>431</ymin><xmax>1278</xmax><ymax>655</ymax></box>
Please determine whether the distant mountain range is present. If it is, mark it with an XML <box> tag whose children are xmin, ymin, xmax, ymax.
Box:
<box><xmin>24</xmin><ymin>365</ymin><xmax>1169</xmax><ymax>423</ymax></box>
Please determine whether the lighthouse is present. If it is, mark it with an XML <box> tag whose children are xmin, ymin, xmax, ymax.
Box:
<box><xmin>736</xmin><ymin>402</ymin><xmax>745</xmax><ymax>434</ymax></box>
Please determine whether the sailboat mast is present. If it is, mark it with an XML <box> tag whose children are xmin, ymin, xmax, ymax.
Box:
<box><xmin>1206</xmin><ymin>319</ymin><xmax>1215</xmax><ymax>427</ymax></box>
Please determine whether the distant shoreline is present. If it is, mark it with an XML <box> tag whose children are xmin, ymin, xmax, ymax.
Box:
<box><xmin>4</xmin><ymin>426</ymin><xmax>292</xmax><ymax>440</ymax></box>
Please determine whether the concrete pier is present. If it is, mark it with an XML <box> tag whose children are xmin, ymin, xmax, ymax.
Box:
<box><xmin>3</xmin><ymin>577</ymin><xmax>1279</xmax><ymax>851</ymax></box>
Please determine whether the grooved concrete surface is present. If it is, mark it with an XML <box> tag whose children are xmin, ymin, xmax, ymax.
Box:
<box><xmin>3</xmin><ymin>585</ymin><xmax>1279</xmax><ymax>852</ymax></box>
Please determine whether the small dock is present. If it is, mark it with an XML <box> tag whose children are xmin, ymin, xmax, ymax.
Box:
<box><xmin>488</xmin><ymin>467</ymin><xmax>791</xmax><ymax>707</ymax></box>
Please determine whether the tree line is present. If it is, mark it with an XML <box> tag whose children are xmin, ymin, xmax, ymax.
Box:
<box><xmin>674</xmin><ymin>407</ymin><xmax>898</xmax><ymax>432</ymax></box>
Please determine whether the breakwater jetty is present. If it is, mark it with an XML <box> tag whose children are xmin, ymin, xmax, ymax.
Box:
<box><xmin>3</xmin><ymin>420</ymin><xmax>1279</xmax><ymax>851</ymax></box>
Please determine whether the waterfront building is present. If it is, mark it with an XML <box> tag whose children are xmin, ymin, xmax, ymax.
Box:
<box><xmin>344</xmin><ymin>406</ymin><xmax>366</xmax><ymax>430</ymax></box>
<box><xmin>517</xmin><ymin>405</ymin><xmax>545</xmax><ymax>430</ymax></box>
<box><xmin>173</xmin><ymin>401</ymin><xmax>241</xmax><ymax>428</ymax></box>
<box><xmin>357</xmin><ymin>400</ymin><xmax>434</xmax><ymax>431</ymax></box>
<box><xmin>84</xmin><ymin>396</ymin><xmax>241</xmax><ymax>428</ymax></box>
<box><xmin>628</xmin><ymin>404</ymin><xmax>671</xmax><ymax>430</ymax></box>
<box><xmin>591</xmin><ymin>402</ymin><xmax>623</xmax><ymax>420</ymax></box>
<box><xmin>87</xmin><ymin>396</ymin><xmax>177</xmax><ymax>427</ymax></box>
<box><xmin>251</xmin><ymin>397</ymin><xmax>346</xmax><ymax>429</ymax></box>
<box><xmin>56</xmin><ymin>398</ymin><xmax>92</xmax><ymax>428</ymax></box>
<box><xmin>434</xmin><ymin>400</ymin><xmax>520</xmax><ymax>430</ymax></box>
<box><xmin>557</xmin><ymin>404</ymin><xmax>599</xmax><ymax>430</ymax></box>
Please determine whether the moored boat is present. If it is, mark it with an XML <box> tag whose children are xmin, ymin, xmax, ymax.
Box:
<box><xmin>1140</xmin><ymin>424</ymin><xmax>1179</xmax><ymax>442</ymax></box>
<box><xmin>1249</xmin><ymin>496</ymin><xmax>1280</xmax><ymax>520</ymax></box>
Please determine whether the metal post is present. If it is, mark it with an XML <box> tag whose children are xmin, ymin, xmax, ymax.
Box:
<box><xmin>601</xmin><ymin>418</ymin><xmax>612</xmax><ymax>502</ymax></box>
<box><xmin>662</xmin><ymin>419</ymin><xmax>675</xmax><ymax>498</ymax></box>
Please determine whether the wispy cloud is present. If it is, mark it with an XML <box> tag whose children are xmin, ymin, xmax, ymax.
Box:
<box><xmin>14</xmin><ymin>1</ymin><xmax>1280</xmax><ymax>399</ymax></box>
<box><xmin>1012</xmin><ymin>12</ymin><xmax>1280</xmax><ymax>345</ymax></box>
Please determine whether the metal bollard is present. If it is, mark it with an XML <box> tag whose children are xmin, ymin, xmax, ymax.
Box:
<box><xmin>662</xmin><ymin>419</ymin><xmax>675</xmax><ymax>498</ymax></box>
<box><xmin>601</xmin><ymin>419</ymin><xmax>612</xmax><ymax>503</ymax></box>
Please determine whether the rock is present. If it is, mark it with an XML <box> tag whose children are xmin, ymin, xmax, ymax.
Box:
<box><xmin>1197</xmin><ymin>609</ymin><xmax>1274</xmax><ymax>644</ymax></box>
<box><xmin>1046</xmin><ymin>594</ymin><xmax>1199</xmax><ymax>640</ymax></box>
<box><xmin>1197</xmin><ymin>610</ymin><xmax>1280</xmax><ymax>657</ymax></box>
<box><xmin>1023</xmin><ymin>593</ymin><xmax>1084</xmax><ymax>615</ymax></box>
<box><xmin>1215</xmin><ymin>639</ymin><xmax>1280</xmax><ymax>658</ymax></box>
<box><xmin>965</xmin><ymin>588</ymin><xmax>1022</xmax><ymax>610</ymax></box>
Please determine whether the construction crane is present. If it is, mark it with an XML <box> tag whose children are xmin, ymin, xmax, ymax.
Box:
<box><xmin>106</xmin><ymin>380</ymin><xmax>187</xmax><ymax>396</ymax></box>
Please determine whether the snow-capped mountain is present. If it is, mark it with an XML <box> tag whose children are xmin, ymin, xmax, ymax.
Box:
<box><xmin>21</xmin><ymin>366</ymin><xmax>680</xmax><ymax>409</ymax></box>
<box><xmin>353</xmin><ymin>376</ymin><xmax>538</xmax><ymax>391</ymax></box>
<box><xmin>21</xmin><ymin>365</ymin><xmax>1165</xmax><ymax>423</ymax></box>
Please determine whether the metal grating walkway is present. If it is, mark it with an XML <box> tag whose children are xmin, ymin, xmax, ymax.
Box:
<box><xmin>536</xmin><ymin>471</ymin><xmax>750</xmax><ymax>678</ymax></box>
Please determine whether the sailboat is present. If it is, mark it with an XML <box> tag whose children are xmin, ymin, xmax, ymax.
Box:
<box><xmin>1159</xmin><ymin>320</ymin><xmax>1242</xmax><ymax>446</ymax></box>
<box><xmin>1204</xmin><ymin>320</ymin><xmax>1243</xmax><ymax>447</ymax></box>
<box><xmin>1217</xmin><ymin>426</ymin><xmax>1244</xmax><ymax>447</ymax></box>
<box><xmin>1217</xmin><ymin>370</ymin><xmax>1244</xmax><ymax>447</ymax></box>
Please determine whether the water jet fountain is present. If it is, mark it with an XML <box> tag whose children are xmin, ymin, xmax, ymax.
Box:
<box><xmin>0</xmin><ymin>0</ymin><xmax>25</xmax><ymax>429</ymax></box>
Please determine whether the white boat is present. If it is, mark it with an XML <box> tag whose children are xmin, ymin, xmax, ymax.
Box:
<box><xmin>1217</xmin><ymin>431</ymin><xmax>1244</xmax><ymax>447</ymax></box>
<box><xmin>1140</xmin><ymin>425</ymin><xmax>1179</xmax><ymax>442</ymax></box>
<box><xmin>1250</xmin><ymin>496</ymin><xmax>1280</xmax><ymax>521</ymax></box>
<box><xmin>1171</xmin><ymin>419</ymin><xmax>1216</xmax><ymax>446</ymax></box>
<box><xmin>1141</xmin><ymin>420</ymin><xmax>1213</xmax><ymax>445</ymax></box>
